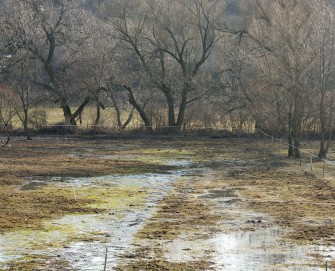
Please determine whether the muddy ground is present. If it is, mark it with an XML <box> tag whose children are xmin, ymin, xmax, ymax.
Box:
<box><xmin>0</xmin><ymin>135</ymin><xmax>334</xmax><ymax>270</ymax></box>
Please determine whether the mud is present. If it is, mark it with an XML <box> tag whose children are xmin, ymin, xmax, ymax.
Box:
<box><xmin>1</xmin><ymin>137</ymin><xmax>335</xmax><ymax>270</ymax></box>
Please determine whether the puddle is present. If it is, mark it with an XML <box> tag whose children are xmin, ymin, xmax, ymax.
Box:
<box><xmin>0</xmin><ymin>161</ymin><xmax>194</xmax><ymax>270</ymax></box>
<box><xmin>20</xmin><ymin>180</ymin><xmax>48</xmax><ymax>191</ymax></box>
<box><xmin>56</xmin><ymin>212</ymin><xmax>147</xmax><ymax>271</ymax></box>
<box><xmin>163</xmin><ymin>181</ymin><xmax>328</xmax><ymax>271</ymax></box>
<box><xmin>164</xmin><ymin>226</ymin><xmax>326</xmax><ymax>271</ymax></box>
<box><xmin>21</xmin><ymin>170</ymin><xmax>190</xmax><ymax>191</ymax></box>
<box><xmin>211</xmin><ymin>227</ymin><xmax>322</xmax><ymax>271</ymax></box>
<box><xmin>2</xmin><ymin>152</ymin><xmax>333</xmax><ymax>270</ymax></box>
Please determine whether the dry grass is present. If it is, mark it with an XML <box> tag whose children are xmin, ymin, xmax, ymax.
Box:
<box><xmin>117</xmin><ymin>138</ymin><xmax>335</xmax><ymax>270</ymax></box>
<box><xmin>0</xmin><ymin>137</ymin><xmax>174</xmax><ymax>232</ymax></box>
<box><xmin>1</xmin><ymin>136</ymin><xmax>335</xmax><ymax>270</ymax></box>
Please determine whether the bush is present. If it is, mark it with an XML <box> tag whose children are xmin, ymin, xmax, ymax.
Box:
<box><xmin>29</xmin><ymin>109</ymin><xmax>47</xmax><ymax>129</ymax></box>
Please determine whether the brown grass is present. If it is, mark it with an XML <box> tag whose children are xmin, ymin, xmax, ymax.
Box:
<box><xmin>2</xmin><ymin>137</ymin><xmax>335</xmax><ymax>270</ymax></box>
<box><xmin>0</xmin><ymin>137</ymin><xmax>174</xmax><ymax>231</ymax></box>
<box><xmin>117</xmin><ymin>138</ymin><xmax>335</xmax><ymax>269</ymax></box>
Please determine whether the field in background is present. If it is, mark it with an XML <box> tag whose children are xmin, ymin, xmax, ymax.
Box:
<box><xmin>8</xmin><ymin>104</ymin><xmax>256</xmax><ymax>134</ymax></box>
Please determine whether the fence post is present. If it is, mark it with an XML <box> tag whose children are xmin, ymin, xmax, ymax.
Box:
<box><xmin>103</xmin><ymin>247</ymin><xmax>108</xmax><ymax>271</ymax></box>
<box><xmin>323</xmin><ymin>160</ymin><xmax>325</xmax><ymax>178</ymax></box>
<box><xmin>310</xmin><ymin>156</ymin><xmax>313</xmax><ymax>171</ymax></box>
<box><xmin>300</xmin><ymin>153</ymin><xmax>302</xmax><ymax>166</ymax></box>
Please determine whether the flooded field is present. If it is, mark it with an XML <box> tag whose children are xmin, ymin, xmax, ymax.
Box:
<box><xmin>0</xmin><ymin>136</ymin><xmax>334</xmax><ymax>270</ymax></box>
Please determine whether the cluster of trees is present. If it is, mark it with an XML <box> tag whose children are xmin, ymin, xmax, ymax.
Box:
<box><xmin>1</xmin><ymin>0</ymin><xmax>335</xmax><ymax>158</ymax></box>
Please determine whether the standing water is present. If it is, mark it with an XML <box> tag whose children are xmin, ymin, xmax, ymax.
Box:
<box><xmin>0</xmin><ymin>163</ymin><xmax>192</xmax><ymax>270</ymax></box>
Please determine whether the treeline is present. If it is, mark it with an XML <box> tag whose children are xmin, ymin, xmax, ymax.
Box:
<box><xmin>0</xmin><ymin>0</ymin><xmax>335</xmax><ymax>157</ymax></box>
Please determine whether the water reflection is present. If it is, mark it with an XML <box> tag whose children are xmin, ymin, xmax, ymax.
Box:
<box><xmin>1</xmin><ymin>162</ymin><xmax>194</xmax><ymax>270</ymax></box>
<box><xmin>164</xmin><ymin>227</ymin><xmax>325</xmax><ymax>271</ymax></box>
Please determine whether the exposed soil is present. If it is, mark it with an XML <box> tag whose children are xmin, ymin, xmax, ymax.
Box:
<box><xmin>1</xmin><ymin>136</ymin><xmax>335</xmax><ymax>270</ymax></box>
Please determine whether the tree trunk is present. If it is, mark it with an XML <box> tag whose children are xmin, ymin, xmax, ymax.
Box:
<box><xmin>293</xmin><ymin>135</ymin><xmax>301</xmax><ymax>158</ymax></box>
<box><xmin>0</xmin><ymin>109</ymin><xmax>12</xmax><ymax>146</ymax></box>
<box><xmin>288</xmin><ymin>110</ymin><xmax>294</xmax><ymax>157</ymax></box>
<box><xmin>94</xmin><ymin>103</ymin><xmax>101</xmax><ymax>126</ymax></box>
<box><xmin>292</xmin><ymin>116</ymin><xmax>301</xmax><ymax>158</ymax></box>
<box><xmin>124</xmin><ymin>85</ymin><xmax>153</xmax><ymax>134</ymax></box>
<box><xmin>167</xmin><ymin>95</ymin><xmax>176</xmax><ymax>128</ymax></box>
<box><xmin>121</xmin><ymin>110</ymin><xmax>134</xmax><ymax>130</ymax></box>
<box><xmin>61</xmin><ymin>99</ymin><xmax>76</xmax><ymax>125</ymax></box>
<box><xmin>319</xmin><ymin>114</ymin><xmax>333</xmax><ymax>158</ymax></box>
<box><xmin>288</xmin><ymin>132</ymin><xmax>294</xmax><ymax>157</ymax></box>
<box><xmin>318</xmin><ymin>94</ymin><xmax>328</xmax><ymax>158</ymax></box>
<box><xmin>61</xmin><ymin>96</ymin><xmax>92</xmax><ymax>126</ymax></box>
<box><xmin>319</xmin><ymin>132</ymin><xmax>326</xmax><ymax>158</ymax></box>
<box><xmin>23</xmin><ymin>108</ymin><xmax>32</xmax><ymax>140</ymax></box>
<box><xmin>110</xmin><ymin>90</ymin><xmax>123</xmax><ymax>129</ymax></box>
<box><xmin>72</xmin><ymin>96</ymin><xmax>91</xmax><ymax>121</ymax></box>
<box><xmin>176</xmin><ymin>89</ymin><xmax>188</xmax><ymax>128</ymax></box>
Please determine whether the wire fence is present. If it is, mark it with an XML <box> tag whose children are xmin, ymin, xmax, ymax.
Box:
<box><xmin>256</xmin><ymin>128</ymin><xmax>335</xmax><ymax>180</ymax></box>
<box><xmin>6</xmin><ymin>126</ymin><xmax>334</xmax><ymax>270</ymax></box>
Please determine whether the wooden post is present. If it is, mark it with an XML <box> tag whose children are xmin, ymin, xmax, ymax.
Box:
<box><xmin>300</xmin><ymin>153</ymin><xmax>302</xmax><ymax>166</ymax></box>
<box><xmin>310</xmin><ymin>156</ymin><xmax>313</xmax><ymax>171</ymax></box>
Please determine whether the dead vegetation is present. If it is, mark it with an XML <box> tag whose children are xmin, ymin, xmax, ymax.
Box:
<box><xmin>117</xmin><ymin>138</ymin><xmax>335</xmax><ymax>270</ymax></box>
<box><xmin>0</xmin><ymin>137</ymin><xmax>174</xmax><ymax>232</ymax></box>
<box><xmin>1</xmin><ymin>136</ymin><xmax>335</xmax><ymax>270</ymax></box>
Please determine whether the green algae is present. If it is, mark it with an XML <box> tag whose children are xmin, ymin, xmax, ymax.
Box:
<box><xmin>79</xmin><ymin>186</ymin><xmax>148</xmax><ymax>210</ymax></box>
<box><xmin>0</xmin><ymin>180</ymin><xmax>150</xmax><ymax>269</ymax></box>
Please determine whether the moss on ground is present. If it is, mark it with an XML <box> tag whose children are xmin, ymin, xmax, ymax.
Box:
<box><xmin>1</xmin><ymin>137</ymin><xmax>335</xmax><ymax>270</ymax></box>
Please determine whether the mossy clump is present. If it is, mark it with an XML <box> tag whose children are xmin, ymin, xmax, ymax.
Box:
<box><xmin>1</xmin><ymin>254</ymin><xmax>73</xmax><ymax>271</ymax></box>
<box><xmin>0</xmin><ymin>186</ymin><xmax>99</xmax><ymax>231</ymax></box>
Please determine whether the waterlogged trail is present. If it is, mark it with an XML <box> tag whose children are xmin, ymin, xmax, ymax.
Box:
<box><xmin>0</xmin><ymin>165</ymin><xmax>194</xmax><ymax>270</ymax></box>
<box><xmin>0</xmin><ymin>138</ymin><xmax>334</xmax><ymax>270</ymax></box>
<box><xmin>116</xmin><ymin>163</ymin><xmax>331</xmax><ymax>271</ymax></box>
<box><xmin>114</xmin><ymin>141</ymin><xmax>334</xmax><ymax>271</ymax></box>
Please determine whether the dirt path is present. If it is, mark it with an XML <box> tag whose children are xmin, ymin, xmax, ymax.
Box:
<box><xmin>0</xmin><ymin>137</ymin><xmax>334</xmax><ymax>270</ymax></box>
<box><xmin>116</xmin><ymin>139</ymin><xmax>335</xmax><ymax>270</ymax></box>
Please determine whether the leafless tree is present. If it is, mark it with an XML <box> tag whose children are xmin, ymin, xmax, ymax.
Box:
<box><xmin>102</xmin><ymin>0</ymin><xmax>226</xmax><ymax>133</ymax></box>
<box><xmin>249</xmin><ymin>0</ymin><xmax>318</xmax><ymax>157</ymax></box>
<box><xmin>0</xmin><ymin>84</ymin><xmax>18</xmax><ymax>145</ymax></box>
<box><xmin>310</xmin><ymin>0</ymin><xmax>335</xmax><ymax>158</ymax></box>
<box><xmin>3</xmin><ymin>54</ymin><xmax>44</xmax><ymax>140</ymax></box>
<box><xmin>2</xmin><ymin>0</ymin><xmax>96</xmax><ymax>125</ymax></box>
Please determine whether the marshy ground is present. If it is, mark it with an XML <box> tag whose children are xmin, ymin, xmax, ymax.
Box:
<box><xmin>0</xmin><ymin>135</ymin><xmax>334</xmax><ymax>270</ymax></box>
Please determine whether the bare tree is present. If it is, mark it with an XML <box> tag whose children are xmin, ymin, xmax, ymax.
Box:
<box><xmin>1</xmin><ymin>48</ymin><xmax>47</xmax><ymax>139</ymax></box>
<box><xmin>103</xmin><ymin>0</ymin><xmax>225</xmax><ymax>133</ymax></box>
<box><xmin>311</xmin><ymin>0</ymin><xmax>335</xmax><ymax>158</ymax></box>
<box><xmin>249</xmin><ymin>0</ymin><xmax>318</xmax><ymax>157</ymax></box>
<box><xmin>2</xmin><ymin>0</ymin><xmax>95</xmax><ymax>126</ymax></box>
<box><xmin>0</xmin><ymin>84</ymin><xmax>18</xmax><ymax>145</ymax></box>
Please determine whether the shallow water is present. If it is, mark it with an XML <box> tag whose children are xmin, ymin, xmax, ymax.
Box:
<box><xmin>1</xmin><ymin>154</ymin><xmax>334</xmax><ymax>270</ymax></box>
<box><xmin>164</xmin><ymin>226</ymin><xmax>326</xmax><ymax>271</ymax></box>
<box><xmin>162</xmin><ymin>182</ymin><xmax>331</xmax><ymax>271</ymax></box>
<box><xmin>211</xmin><ymin>227</ymin><xmax>322</xmax><ymax>271</ymax></box>
<box><xmin>0</xmin><ymin>163</ymin><xmax>194</xmax><ymax>270</ymax></box>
